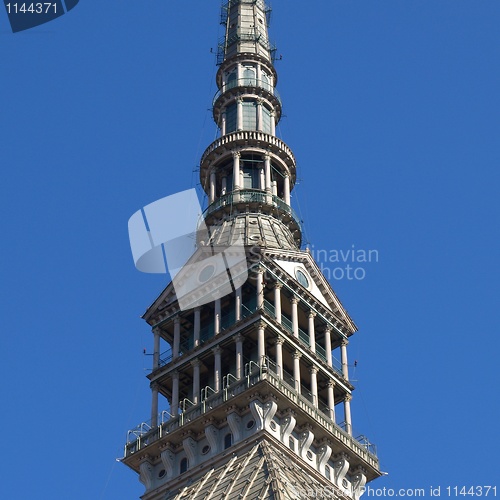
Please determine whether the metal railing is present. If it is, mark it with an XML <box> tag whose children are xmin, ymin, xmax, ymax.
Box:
<box><xmin>213</xmin><ymin>78</ymin><xmax>281</xmax><ymax>107</ymax></box>
<box><xmin>124</xmin><ymin>362</ymin><xmax>378</xmax><ymax>467</ymax></box>
<box><xmin>203</xmin><ymin>189</ymin><xmax>301</xmax><ymax>230</ymax></box>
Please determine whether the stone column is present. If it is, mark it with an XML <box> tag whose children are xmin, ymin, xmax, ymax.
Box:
<box><xmin>256</xmin><ymin>267</ymin><xmax>264</xmax><ymax>309</ymax></box>
<box><xmin>324</xmin><ymin>327</ymin><xmax>333</xmax><ymax>368</ymax></box>
<box><xmin>274</xmin><ymin>283</ymin><xmax>282</xmax><ymax>323</ymax></box>
<box><xmin>283</xmin><ymin>174</ymin><xmax>290</xmax><ymax>205</ymax></box>
<box><xmin>233</xmin><ymin>151</ymin><xmax>241</xmax><ymax>191</ymax></box>
<box><xmin>221</xmin><ymin>176</ymin><xmax>227</xmax><ymax>196</ymax></box>
<box><xmin>293</xmin><ymin>351</ymin><xmax>302</xmax><ymax>394</ymax></box>
<box><xmin>236</xmin><ymin>62</ymin><xmax>242</xmax><ymax>82</ymax></box>
<box><xmin>259</xmin><ymin>168</ymin><xmax>265</xmax><ymax>190</ymax></box>
<box><xmin>171</xmin><ymin>371</ymin><xmax>179</xmax><ymax>416</ymax></box>
<box><xmin>214</xmin><ymin>298</ymin><xmax>221</xmax><ymax>335</ymax></box>
<box><xmin>308</xmin><ymin>311</ymin><xmax>316</xmax><ymax>353</ymax></box>
<box><xmin>191</xmin><ymin>359</ymin><xmax>201</xmax><ymax>404</ymax></box>
<box><xmin>341</xmin><ymin>339</ymin><xmax>349</xmax><ymax>380</ymax></box>
<box><xmin>257</xmin><ymin>99</ymin><xmax>263</xmax><ymax>132</ymax></box>
<box><xmin>344</xmin><ymin>394</ymin><xmax>353</xmax><ymax>436</ymax></box>
<box><xmin>193</xmin><ymin>307</ymin><xmax>201</xmax><ymax>347</ymax></box>
<box><xmin>257</xmin><ymin>322</ymin><xmax>266</xmax><ymax>365</ymax></box>
<box><xmin>264</xmin><ymin>154</ymin><xmax>272</xmax><ymax>193</ymax></box>
<box><xmin>236</xmin><ymin>97</ymin><xmax>243</xmax><ymax>131</ymax></box>
<box><xmin>213</xmin><ymin>346</ymin><xmax>222</xmax><ymax>392</ymax></box>
<box><xmin>291</xmin><ymin>296</ymin><xmax>299</xmax><ymax>338</ymax></box>
<box><xmin>327</xmin><ymin>380</ymin><xmax>336</xmax><ymax>422</ymax></box>
<box><xmin>235</xmin><ymin>286</ymin><xmax>242</xmax><ymax>321</ymax></box>
<box><xmin>151</xmin><ymin>382</ymin><xmax>159</xmax><ymax>428</ymax></box>
<box><xmin>270</xmin><ymin>110</ymin><xmax>276</xmax><ymax>136</ymax></box>
<box><xmin>153</xmin><ymin>328</ymin><xmax>160</xmax><ymax>370</ymax></box>
<box><xmin>310</xmin><ymin>366</ymin><xmax>318</xmax><ymax>409</ymax></box>
<box><xmin>209</xmin><ymin>170</ymin><xmax>216</xmax><ymax>203</ymax></box>
<box><xmin>275</xmin><ymin>337</ymin><xmax>284</xmax><ymax>378</ymax></box>
<box><xmin>173</xmin><ymin>315</ymin><xmax>180</xmax><ymax>359</ymax></box>
<box><xmin>235</xmin><ymin>334</ymin><xmax>244</xmax><ymax>379</ymax></box>
<box><xmin>221</xmin><ymin>110</ymin><xmax>226</xmax><ymax>136</ymax></box>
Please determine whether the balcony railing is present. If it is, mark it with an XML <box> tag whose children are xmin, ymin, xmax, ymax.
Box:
<box><xmin>203</xmin><ymin>189</ymin><xmax>301</xmax><ymax>231</ymax></box>
<box><xmin>213</xmin><ymin>78</ymin><xmax>281</xmax><ymax>107</ymax></box>
<box><xmin>124</xmin><ymin>362</ymin><xmax>378</xmax><ymax>467</ymax></box>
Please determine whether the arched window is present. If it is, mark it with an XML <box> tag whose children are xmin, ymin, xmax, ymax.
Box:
<box><xmin>224</xmin><ymin>432</ymin><xmax>233</xmax><ymax>449</ymax></box>
<box><xmin>180</xmin><ymin>457</ymin><xmax>189</xmax><ymax>474</ymax></box>
<box><xmin>243</xmin><ymin>66</ymin><xmax>256</xmax><ymax>86</ymax></box>
<box><xmin>261</xmin><ymin>71</ymin><xmax>271</xmax><ymax>91</ymax></box>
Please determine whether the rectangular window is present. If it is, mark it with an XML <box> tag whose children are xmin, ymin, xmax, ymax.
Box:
<box><xmin>242</xmin><ymin>101</ymin><xmax>257</xmax><ymax>130</ymax></box>
<box><xmin>261</xmin><ymin>106</ymin><xmax>272</xmax><ymax>134</ymax></box>
<box><xmin>225</xmin><ymin>103</ymin><xmax>237</xmax><ymax>133</ymax></box>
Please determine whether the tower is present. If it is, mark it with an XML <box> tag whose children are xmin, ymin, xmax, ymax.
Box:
<box><xmin>123</xmin><ymin>1</ymin><xmax>381</xmax><ymax>498</ymax></box>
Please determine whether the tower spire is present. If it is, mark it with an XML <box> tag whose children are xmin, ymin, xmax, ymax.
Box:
<box><xmin>123</xmin><ymin>3</ymin><xmax>382</xmax><ymax>498</ymax></box>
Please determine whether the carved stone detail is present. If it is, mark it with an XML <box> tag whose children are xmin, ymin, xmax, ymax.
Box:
<box><xmin>204</xmin><ymin>424</ymin><xmax>219</xmax><ymax>455</ymax></box>
<box><xmin>298</xmin><ymin>429</ymin><xmax>314</xmax><ymax>462</ymax></box>
<box><xmin>227</xmin><ymin>412</ymin><xmax>242</xmax><ymax>443</ymax></box>
<box><xmin>183</xmin><ymin>436</ymin><xmax>197</xmax><ymax>466</ymax></box>
<box><xmin>250</xmin><ymin>399</ymin><xmax>278</xmax><ymax>433</ymax></box>
<box><xmin>139</xmin><ymin>460</ymin><xmax>153</xmax><ymax>490</ymax></box>
<box><xmin>280</xmin><ymin>414</ymin><xmax>296</xmax><ymax>444</ymax></box>
<box><xmin>352</xmin><ymin>466</ymin><xmax>367</xmax><ymax>500</ymax></box>
<box><xmin>333</xmin><ymin>453</ymin><xmax>350</xmax><ymax>489</ymax></box>
<box><xmin>317</xmin><ymin>444</ymin><xmax>333</xmax><ymax>475</ymax></box>
<box><xmin>160</xmin><ymin>449</ymin><xmax>175</xmax><ymax>480</ymax></box>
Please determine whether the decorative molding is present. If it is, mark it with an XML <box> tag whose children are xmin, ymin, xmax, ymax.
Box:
<box><xmin>280</xmin><ymin>414</ymin><xmax>296</xmax><ymax>444</ymax></box>
<box><xmin>160</xmin><ymin>449</ymin><xmax>175</xmax><ymax>480</ymax></box>
<box><xmin>298</xmin><ymin>430</ymin><xmax>314</xmax><ymax>462</ymax></box>
<box><xmin>352</xmin><ymin>466</ymin><xmax>367</xmax><ymax>500</ymax></box>
<box><xmin>227</xmin><ymin>412</ymin><xmax>242</xmax><ymax>442</ymax></box>
<box><xmin>183</xmin><ymin>436</ymin><xmax>198</xmax><ymax>466</ymax></box>
<box><xmin>250</xmin><ymin>400</ymin><xmax>278</xmax><ymax>433</ymax></box>
<box><xmin>139</xmin><ymin>460</ymin><xmax>154</xmax><ymax>490</ymax></box>
<box><xmin>317</xmin><ymin>444</ymin><xmax>332</xmax><ymax>475</ymax></box>
<box><xmin>333</xmin><ymin>453</ymin><xmax>350</xmax><ymax>489</ymax></box>
<box><xmin>204</xmin><ymin>424</ymin><xmax>219</xmax><ymax>456</ymax></box>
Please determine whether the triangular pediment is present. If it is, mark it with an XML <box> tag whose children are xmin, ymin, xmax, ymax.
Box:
<box><xmin>261</xmin><ymin>248</ymin><xmax>357</xmax><ymax>333</ymax></box>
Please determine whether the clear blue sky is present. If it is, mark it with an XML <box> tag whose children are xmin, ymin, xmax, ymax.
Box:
<box><xmin>1</xmin><ymin>1</ymin><xmax>499</xmax><ymax>498</ymax></box>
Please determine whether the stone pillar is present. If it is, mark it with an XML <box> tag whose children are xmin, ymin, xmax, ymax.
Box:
<box><xmin>256</xmin><ymin>267</ymin><xmax>264</xmax><ymax>309</ymax></box>
<box><xmin>310</xmin><ymin>366</ymin><xmax>318</xmax><ymax>409</ymax></box>
<box><xmin>274</xmin><ymin>283</ymin><xmax>282</xmax><ymax>323</ymax></box>
<box><xmin>264</xmin><ymin>154</ymin><xmax>272</xmax><ymax>193</ymax></box>
<box><xmin>193</xmin><ymin>307</ymin><xmax>201</xmax><ymax>347</ymax></box>
<box><xmin>344</xmin><ymin>394</ymin><xmax>353</xmax><ymax>436</ymax></box>
<box><xmin>341</xmin><ymin>339</ymin><xmax>349</xmax><ymax>380</ymax></box>
<box><xmin>324</xmin><ymin>327</ymin><xmax>333</xmax><ymax>368</ymax></box>
<box><xmin>191</xmin><ymin>359</ymin><xmax>201</xmax><ymax>404</ymax></box>
<box><xmin>236</xmin><ymin>62</ymin><xmax>242</xmax><ymax>82</ymax></box>
<box><xmin>235</xmin><ymin>286</ymin><xmax>242</xmax><ymax>321</ymax></box>
<box><xmin>221</xmin><ymin>176</ymin><xmax>227</xmax><ymax>196</ymax></box>
<box><xmin>291</xmin><ymin>296</ymin><xmax>299</xmax><ymax>338</ymax></box>
<box><xmin>173</xmin><ymin>316</ymin><xmax>180</xmax><ymax>359</ymax></box>
<box><xmin>237</xmin><ymin>97</ymin><xmax>243</xmax><ymax>131</ymax></box>
<box><xmin>257</xmin><ymin>322</ymin><xmax>266</xmax><ymax>365</ymax></box>
<box><xmin>327</xmin><ymin>380</ymin><xmax>336</xmax><ymax>422</ymax></box>
<box><xmin>235</xmin><ymin>334</ymin><xmax>244</xmax><ymax>379</ymax></box>
<box><xmin>153</xmin><ymin>328</ymin><xmax>160</xmax><ymax>370</ymax></box>
<box><xmin>221</xmin><ymin>110</ymin><xmax>226</xmax><ymax>136</ymax></box>
<box><xmin>293</xmin><ymin>351</ymin><xmax>302</xmax><ymax>394</ymax></box>
<box><xmin>308</xmin><ymin>311</ymin><xmax>316</xmax><ymax>353</ymax></box>
<box><xmin>284</xmin><ymin>174</ymin><xmax>291</xmax><ymax>205</ymax></box>
<box><xmin>171</xmin><ymin>371</ymin><xmax>179</xmax><ymax>416</ymax></box>
<box><xmin>151</xmin><ymin>382</ymin><xmax>159</xmax><ymax>428</ymax></box>
<box><xmin>214</xmin><ymin>299</ymin><xmax>221</xmax><ymax>335</ymax></box>
<box><xmin>233</xmin><ymin>152</ymin><xmax>241</xmax><ymax>190</ymax></box>
<box><xmin>275</xmin><ymin>337</ymin><xmax>284</xmax><ymax>378</ymax></box>
<box><xmin>259</xmin><ymin>168</ymin><xmax>265</xmax><ymax>190</ymax></box>
<box><xmin>270</xmin><ymin>110</ymin><xmax>276</xmax><ymax>136</ymax></box>
<box><xmin>257</xmin><ymin>99</ymin><xmax>263</xmax><ymax>132</ymax></box>
<box><xmin>213</xmin><ymin>346</ymin><xmax>222</xmax><ymax>392</ymax></box>
<box><xmin>209</xmin><ymin>170</ymin><xmax>216</xmax><ymax>203</ymax></box>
